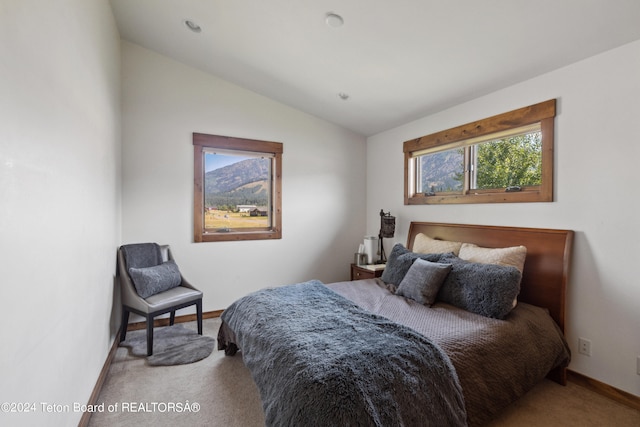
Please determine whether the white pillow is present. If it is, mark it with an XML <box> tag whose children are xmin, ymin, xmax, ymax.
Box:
<box><xmin>458</xmin><ymin>243</ymin><xmax>527</xmax><ymax>273</ymax></box>
<box><xmin>413</xmin><ymin>233</ymin><xmax>462</xmax><ymax>255</ymax></box>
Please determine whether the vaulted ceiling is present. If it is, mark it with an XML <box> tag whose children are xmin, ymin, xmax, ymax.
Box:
<box><xmin>110</xmin><ymin>0</ymin><xmax>640</xmax><ymax>136</ymax></box>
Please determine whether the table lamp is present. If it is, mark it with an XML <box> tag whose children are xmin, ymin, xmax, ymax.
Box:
<box><xmin>378</xmin><ymin>209</ymin><xmax>395</xmax><ymax>263</ymax></box>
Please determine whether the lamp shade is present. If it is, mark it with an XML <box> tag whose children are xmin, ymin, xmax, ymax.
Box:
<box><xmin>379</xmin><ymin>211</ymin><xmax>395</xmax><ymax>238</ymax></box>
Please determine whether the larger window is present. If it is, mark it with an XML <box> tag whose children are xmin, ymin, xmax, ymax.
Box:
<box><xmin>193</xmin><ymin>133</ymin><xmax>282</xmax><ymax>242</ymax></box>
<box><xmin>404</xmin><ymin>99</ymin><xmax>556</xmax><ymax>205</ymax></box>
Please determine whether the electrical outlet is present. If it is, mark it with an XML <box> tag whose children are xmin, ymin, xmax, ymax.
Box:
<box><xmin>578</xmin><ymin>338</ymin><xmax>592</xmax><ymax>356</ymax></box>
<box><xmin>637</xmin><ymin>356</ymin><xmax>640</xmax><ymax>375</ymax></box>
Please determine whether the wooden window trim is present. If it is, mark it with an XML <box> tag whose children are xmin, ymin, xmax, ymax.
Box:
<box><xmin>404</xmin><ymin>99</ymin><xmax>556</xmax><ymax>205</ymax></box>
<box><xmin>193</xmin><ymin>133</ymin><xmax>282</xmax><ymax>242</ymax></box>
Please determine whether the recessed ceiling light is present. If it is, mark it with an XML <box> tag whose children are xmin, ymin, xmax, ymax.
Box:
<box><xmin>183</xmin><ymin>19</ymin><xmax>202</xmax><ymax>33</ymax></box>
<box><xmin>338</xmin><ymin>92</ymin><xmax>349</xmax><ymax>100</ymax></box>
<box><xmin>325</xmin><ymin>12</ymin><xmax>344</xmax><ymax>28</ymax></box>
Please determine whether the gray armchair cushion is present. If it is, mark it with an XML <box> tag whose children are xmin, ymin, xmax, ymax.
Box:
<box><xmin>121</xmin><ymin>243</ymin><xmax>163</xmax><ymax>269</ymax></box>
<box><xmin>128</xmin><ymin>260</ymin><xmax>182</xmax><ymax>299</ymax></box>
<box><xmin>396</xmin><ymin>259</ymin><xmax>452</xmax><ymax>306</ymax></box>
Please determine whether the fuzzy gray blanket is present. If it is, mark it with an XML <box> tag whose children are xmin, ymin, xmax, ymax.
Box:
<box><xmin>218</xmin><ymin>280</ymin><xmax>467</xmax><ymax>426</ymax></box>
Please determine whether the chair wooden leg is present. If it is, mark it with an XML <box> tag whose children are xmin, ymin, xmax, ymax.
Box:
<box><xmin>146</xmin><ymin>317</ymin><xmax>154</xmax><ymax>356</ymax></box>
<box><xmin>196</xmin><ymin>299</ymin><xmax>203</xmax><ymax>335</ymax></box>
<box><xmin>169</xmin><ymin>310</ymin><xmax>176</xmax><ymax>326</ymax></box>
<box><xmin>120</xmin><ymin>308</ymin><xmax>130</xmax><ymax>342</ymax></box>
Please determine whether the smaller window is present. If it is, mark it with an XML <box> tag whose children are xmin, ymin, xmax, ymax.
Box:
<box><xmin>193</xmin><ymin>133</ymin><xmax>282</xmax><ymax>242</ymax></box>
<box><xmin>404</xmin><ymin>99</ymin><xmax>555</xmax><ymax>205</ymax></box>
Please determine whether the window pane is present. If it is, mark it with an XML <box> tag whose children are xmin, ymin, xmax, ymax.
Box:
<box><xmin>471</xmin><ymin>130</ymin><xmax>542</xmax><ymax>190</ymax></box>
<box><xmin>204</xmin><ymin>152</ymin><xmax>271</xmax><ymax>230</ymax></box>
<box><xmin>417</xmin><ymin>147</ymin><xmax>464</xmax><ymax>194</ymax></box>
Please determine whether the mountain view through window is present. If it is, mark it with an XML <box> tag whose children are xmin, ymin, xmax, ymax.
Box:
<box><xmin>204</xmin><ymin>153</ymin><xmax>271</xmax><ymax>230</ymax></box>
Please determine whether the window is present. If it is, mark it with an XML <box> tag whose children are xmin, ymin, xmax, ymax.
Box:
<box><xmin>193</xmin><ymin>133</ymin><xmax>282</xmax><ymax>242</ymax></box>
<box><xmin>404</xmin><ymin>99</ymin><xmax>556</xmax><ymax>205</ymax></box>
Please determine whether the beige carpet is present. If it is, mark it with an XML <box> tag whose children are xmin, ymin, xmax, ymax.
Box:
<box><xmin>88</xmin><ymin>318</ymin><xmax>640</xmax><ymax>427</ymax></box>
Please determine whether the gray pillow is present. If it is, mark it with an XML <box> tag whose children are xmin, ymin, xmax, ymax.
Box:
<box><xmin>396</xmin><ymin>259</ymin><xmax>452</xmax><ymax>306</ymax></box>
<box><xmin>437</xmin><ymin>253</ymin><xmax>521</xmax><ymax>319</ymax></box>
<box><xmin>380</xmin><ymin>244</ymin><xmax>444</xmax><ymax>286</ymax></box>
<box><xmin>129</xmin><ymin>260</ymin><xmax>182</xmax><ymax>299</ymax></box>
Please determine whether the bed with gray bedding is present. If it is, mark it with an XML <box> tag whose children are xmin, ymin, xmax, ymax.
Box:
<box><xmin>217</xmin><ymin>222</ymin><xmax>574</xmax><ymax>426</ymax></box>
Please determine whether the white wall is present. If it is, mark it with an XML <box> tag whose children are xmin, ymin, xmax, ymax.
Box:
<box><xmin>0</xmin><ymin>0</ymin><xmax>121</xmax><ymax>425</ymax></box>
<box><xmin>367</xmin><ymin>40</ymin><xmax>640</xmax><ymax>397</ymax></box>
<box><xmin>120</xmin><ymin>42</ymin><xmax>367</xmax><ymax>312</ymax></box>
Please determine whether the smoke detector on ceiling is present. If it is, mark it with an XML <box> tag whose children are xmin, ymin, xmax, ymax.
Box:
<box><xmin>325</xmin><ymin>12</ymin><xmax>344</xmax><ymax>28</ymax></box>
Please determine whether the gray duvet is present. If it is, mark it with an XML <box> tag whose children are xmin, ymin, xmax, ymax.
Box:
<box><xmin>218</xmin><ymin>280</ymin><xmax>467</xmax><ymax>427</ymax></box>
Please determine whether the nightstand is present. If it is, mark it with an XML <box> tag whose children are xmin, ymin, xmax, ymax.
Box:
<box><xmin>350</xmin><ymin>263</ymin><xmax>384</xmax><ymax>281</ymax></box>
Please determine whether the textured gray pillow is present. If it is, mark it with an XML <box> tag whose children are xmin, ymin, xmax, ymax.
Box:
<box><xmin>381</xmin><ymin>244</ymin><xmax>444</xmax><ymax>286</ymax></box>
<box><xmin>129</xmin><ymin>260</ymin><xmax>182</xmax><ymax>299</ymax></box>
<box><xmin>396</xmin><ymin>259</ymin><xmax>452</xmax><ymax>306</ymax></box>
<box><xmin>437</xmin><ymin>253</ymin><xmax>521</xmax><ymax>319</ymax></box>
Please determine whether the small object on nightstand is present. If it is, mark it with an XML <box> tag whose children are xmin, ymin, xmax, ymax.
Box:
<box><xmin>354</xmin><ymin>253</ymin><xmax>368</xmax><ymax>266</ymax></box>
<box><xmin>351</xmin><ymin>263</ymin><xmax>384</xmax><ymax>281</ymax></box>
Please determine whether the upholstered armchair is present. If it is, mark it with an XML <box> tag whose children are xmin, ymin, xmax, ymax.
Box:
<box><xmin>117</xmin><ymin>243</ymin><xmax>203</xmax><ymax>356</ymax></box>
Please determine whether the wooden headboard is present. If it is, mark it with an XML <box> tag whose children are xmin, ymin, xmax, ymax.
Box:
<box><xmin>407</xmin><ymin>222</ymin><xmax>574</xmax><ymax>334</ymax></box>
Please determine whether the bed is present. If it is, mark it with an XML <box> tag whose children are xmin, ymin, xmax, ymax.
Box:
<box><xmin>218</xmin><ymin>222</ymin><xmax>574</xmax><ymax>426</ymax></box>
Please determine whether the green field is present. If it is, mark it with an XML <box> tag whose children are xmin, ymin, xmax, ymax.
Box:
<box><xmin>204</xmin><ymin>210</ymin><xmax>268</xmax><ymax>229</ymax></box>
